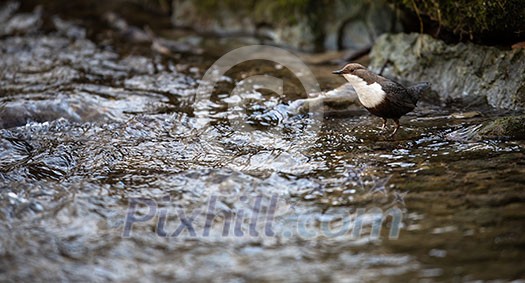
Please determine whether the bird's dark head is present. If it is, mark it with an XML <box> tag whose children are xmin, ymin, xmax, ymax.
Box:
<box><xmin>332</xmin><ymin>63</ymin><xmax>367</xmax><ymax>75</ymax></box>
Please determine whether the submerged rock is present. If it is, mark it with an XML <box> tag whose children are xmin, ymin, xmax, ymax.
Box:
<box><xmin>479</xmin><ymin>115</ymin><xmax>525</xmax><ymax>140</ymax></box>
<box><xmin>369</xmin><ymin>33</ymin><xmax>525</xmax><ymax>110</ymax></box>
<box><xmin>0</xmin><ymin>94</ymin><xmax>111</xmax><ymax>129</ymax></box>
<box><xmin>445</xmin><ymin>115</ymin><xmax>525</xmax><ymax>141</ymax></box>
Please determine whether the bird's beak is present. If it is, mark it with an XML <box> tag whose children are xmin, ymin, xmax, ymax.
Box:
<box><xmin>332</xmin><ymin>69</ymin><xmax>343</xmax><ymax>75</ymax></box>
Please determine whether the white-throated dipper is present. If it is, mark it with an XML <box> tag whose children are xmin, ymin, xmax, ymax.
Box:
<box><xmin>332</xmin><ymin>63</ymin><xmax>430</xmax><ymax>137</ymax></box>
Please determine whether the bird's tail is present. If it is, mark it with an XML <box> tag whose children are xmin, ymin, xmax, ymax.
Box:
<box><xmin>407</xmin><ymin>82</ymin><xmax>431</xmax><ymax>102</ymax></box>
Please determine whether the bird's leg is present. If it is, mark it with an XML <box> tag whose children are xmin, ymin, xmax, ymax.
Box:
<box><xmin>380</xmin><ymin>118</ymin><xmax>388</xmax><ymax>131</ymax></box>
<box><xmin>389</xmin><ymin>119</ymin><xmax>400</xmax><ymax>137</ymax></box>
<box><xmin>379</xmin><ymin>59</ymin><xmax>392</xmax><ymax>76</ymax></box>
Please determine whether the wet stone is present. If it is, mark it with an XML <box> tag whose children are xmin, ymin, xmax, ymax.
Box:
<box><xmin>480</xmin><ymin>115</ymin><xmax>525</xmax><ymax>140</ymax></box>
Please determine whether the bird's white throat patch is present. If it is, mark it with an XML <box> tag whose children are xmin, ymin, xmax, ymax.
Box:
<box><xmin>343</xmin><ymin>74</ymin><xmax>385</xmax><ymax>108</ymax></box>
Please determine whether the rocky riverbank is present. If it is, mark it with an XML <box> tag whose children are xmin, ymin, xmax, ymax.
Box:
<box><xmin>171</xmin><ymin>0</ymin><xmax>403</xmax><ymax>52</ymax></box>
<box><xmin>369</xmin><ymin>33</ymin><xmax>525</xmax><ymax>111</ymax></box>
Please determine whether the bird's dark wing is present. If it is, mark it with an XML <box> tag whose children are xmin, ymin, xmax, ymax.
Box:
<box><xmin>377</xmin><ymin>79</ymin><xmax>417</xmax><ymax>110</ymax></box>
<box><xmin>407</xmin><ymin>82</ymin><xmax>431</xmax><ymax>102</ymax></box>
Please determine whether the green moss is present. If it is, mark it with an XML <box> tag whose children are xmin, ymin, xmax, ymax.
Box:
<box><xmin>188</xmin><ymin>0</ymin><xmax>330</xmax><ymax>51</ymax></box>
<box><xmin>390</xmin><ymin>0</ymin><xmax>525</xmax><ymax>42</ymax></box>
<box><xmin>190</xmin><ymin>0</ymin><xmax>313</xmax><ymax>25</ymax></box>
<box><xmin>480</xmin><ymin>115</ymin><xmax>525</xmax><ymax>140</ymax></box>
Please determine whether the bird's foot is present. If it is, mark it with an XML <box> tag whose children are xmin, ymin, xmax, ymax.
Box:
<box><xmin>387</xmin><ymin>130</ymin><xmax>397</xmax><ymax>139</ymax></box>
<box><xmin>379</xmin><ymin>118</ymin><xmax>388</xmax><ymax>131</ymax></box>
<box><xmin>388</xmin><ymin>119</ymin><xmax>401</xmax><ymax>138</ymax></box>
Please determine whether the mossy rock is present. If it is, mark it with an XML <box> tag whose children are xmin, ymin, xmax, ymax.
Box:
<box><xmin>172</xmin><ymin>0</ymin><xmax>401</xmax><ymax>51</ymax></box>
<box><xmin>480</xmin><ymin>115</ymin><xmax>525</xmax><ymax>140</ymax></box>
<box><xmin>189</xmin><ymin>0</ymin><xmax>311</xmax><ymax>24</ymax></box>
<box><xmin>369</xmin><ymin>33</ymin><xmax>525</xmax><ymax>110</ymax></box>
<box><xmin>390</xmin><ymin>0</ymin><xmax>525</xmax><ymax>44</ymax></box>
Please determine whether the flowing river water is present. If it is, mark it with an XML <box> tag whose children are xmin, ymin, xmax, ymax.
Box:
<box><xmin>1</xmin><ymin>1</ymin><xmax>524</xmax><ymax>282</ymax></box>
